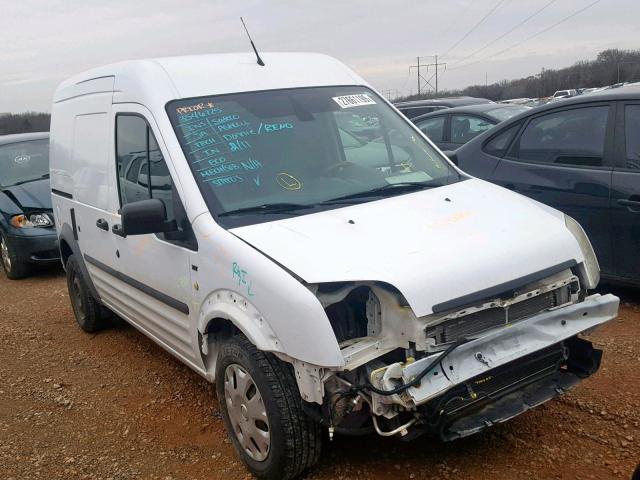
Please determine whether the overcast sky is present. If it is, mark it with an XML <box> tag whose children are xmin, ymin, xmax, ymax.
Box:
<box><xmin>1</xmin><ymin>0</ymin><xmax>638</xmax><ymax>113</ymax></box>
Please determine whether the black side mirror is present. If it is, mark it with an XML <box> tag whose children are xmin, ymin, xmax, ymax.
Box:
<box><xmin>114</xmin><ymin>199</ymin><xmax>177</xmax><ymax>237</ymax></box>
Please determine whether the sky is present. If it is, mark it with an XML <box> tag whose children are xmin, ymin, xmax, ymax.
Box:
<box><xmin>1</xmin><ymin>0</ymin><xmax>639</xmax><ymax>113</ymax></box>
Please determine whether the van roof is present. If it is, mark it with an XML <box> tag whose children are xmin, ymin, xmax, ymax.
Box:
<box><xmin>54</xmin><ymin>53</ymin><xmax>367</xmax><ymax>107</ymax></box>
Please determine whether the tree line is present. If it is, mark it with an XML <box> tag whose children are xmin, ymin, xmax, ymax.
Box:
<box><xmin>0</xmin><ymin>112</ymin><xmax>51</xmax><ymax>135</ymax></box>
<box><xmin>2</xmin><ymin>48</ymin><xmax>640</xmax><ymax>133</ymax></box>
<box><xmin>397</xmin><ymin>48</ymin><xmax>640</xmax><ymax>102</ymax></box>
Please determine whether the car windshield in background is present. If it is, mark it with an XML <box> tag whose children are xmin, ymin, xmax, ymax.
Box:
<box><xmin>0</xmin><ymin>139</ymin><xmax>49</xmax><ymax>188</ymax></box>
<box><xmin>167</xmin><ymin>86</ymin><xmax>460</xmax><ymax>226</ymax></box>
<box><xmin>487</xmin><ymin>105</ymin><xmax>530</xmax><ymax>121</ymax></box>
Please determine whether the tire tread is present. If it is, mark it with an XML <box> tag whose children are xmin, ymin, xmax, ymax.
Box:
<box><xmin>221</xmin><ymin>335</ymin><xmax>322</xmax><ymax>480</ymax></box>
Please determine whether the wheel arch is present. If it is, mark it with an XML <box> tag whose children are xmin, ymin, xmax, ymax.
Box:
<box><xmin>198</xmin><ymin>290</ymin><xmax>285</xmax><ymax>380</ymax></box>
<box><xmin>57</xmin><ymin>223</ymin><xmax>101</xmax><ymax>301</ymax></box>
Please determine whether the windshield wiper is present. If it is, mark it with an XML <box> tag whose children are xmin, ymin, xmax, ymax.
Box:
<box><xmin>320</xmin><ymin>182</ymin><xmax>436</xmax><ymax>205</ymax></box>
<box><xmin>218</xmin><ymin>202</ymin><xmax>315</xmax><ymax>217</ymax></box>
<box><xmin>7</xmin><ymin>174</ymin><xmax>50</xmax><ymax>187</ymax></box>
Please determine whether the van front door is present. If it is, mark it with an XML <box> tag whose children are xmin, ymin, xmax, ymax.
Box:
<box><xmin>109</xmin><ymin>106</ymin><xmax>202</xmax><ymax>370</ymax></box>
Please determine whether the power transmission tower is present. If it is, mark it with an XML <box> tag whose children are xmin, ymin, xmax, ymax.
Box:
<box><xmin>409</xmin><ymin>55</ymin><xmax>447</xmax><ymax>96</ymax></box>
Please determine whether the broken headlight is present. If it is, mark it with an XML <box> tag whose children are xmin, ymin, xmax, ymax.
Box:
<box><xmin>10</xmin><ymin>213</ymin><xmax>54</xmax><ymax>228</ymax></box>
<box><xmin>564</xmin><ymin>214</ymin><xmax>599</xmax><ymax>289</ymax></box>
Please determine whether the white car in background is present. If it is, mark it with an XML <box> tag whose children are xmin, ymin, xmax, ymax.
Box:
<box><xmin>552</xmin><ymin>89</ymin><xmax>578</xmax><ymax>99</ymax></box>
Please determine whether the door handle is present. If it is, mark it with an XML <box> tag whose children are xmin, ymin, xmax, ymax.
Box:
<box><xmin>618</xmin><ymin>199</ymin><xmax>640</xmax><ymax>212</ymax></box>
<box><xmin>112</xmin><ymin>224</ymin><xmax>126</xmax><ymax>237</ymax></box>
<box><xmin>96</xmin><ymin>218</ymin><xmax>109</xmax><ymax>231</ymax></box>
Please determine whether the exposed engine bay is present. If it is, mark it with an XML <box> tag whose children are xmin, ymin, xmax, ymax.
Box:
<box><xmin>298</xmin><ymin>268</ymin><xmax>618</xmax><ymax>441</ymax></box>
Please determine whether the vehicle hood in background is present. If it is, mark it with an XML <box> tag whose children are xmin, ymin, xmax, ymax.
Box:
<box><xmin>231</xmin><ymin>179</ymin><xmax>584</xmax><ymax>317</ymax></box>
<box><xmin>0</xmin><ymin>178</ymin><xmax>52</xmax><ymax>213</ymax></box>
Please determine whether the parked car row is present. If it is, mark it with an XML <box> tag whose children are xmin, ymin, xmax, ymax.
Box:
<box><xmin>495</xmin><ymin>80</ymin><xmax>640</xmax><ymax>110</ymax></box>
<box><xmin>0</xmin><ymin>53</ymin><xmax>628</xmax><ymax>480</ymax></box>
<box><xmin>410</xmin><ymin>103</ymin><xmax>530</xmax><ymax>150</ymax></box>
<box><xmin>393</xmin><ymin>96</ymin><xmax>494</xmax><ymax>119</ymax></box>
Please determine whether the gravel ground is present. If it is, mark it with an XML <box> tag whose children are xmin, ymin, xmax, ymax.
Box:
<box><xmin>0</xmin><ymin>267</ymin><xmax>638</xmax><ymax>480</ymax></box>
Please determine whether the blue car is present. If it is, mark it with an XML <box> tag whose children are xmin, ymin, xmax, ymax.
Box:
<box><xmin>448</xmin><ymin>87</ymin><xmax>640</xmax><ymax>287</ymax></box>
<box><xmin>0</xmin><ymin>132</ymin><xmax>59</xmax><ymax>279</ymax></box>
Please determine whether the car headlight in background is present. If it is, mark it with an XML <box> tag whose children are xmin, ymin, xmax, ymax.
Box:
<box><xmin>564</xmin><ymin>214</ymin><xmax>600</xmax><ymax>290</ymax></box>
<box><xmin>10</xmin><ymin>213</ymin><xmax>54</xmax><ymax>229</ymax></box>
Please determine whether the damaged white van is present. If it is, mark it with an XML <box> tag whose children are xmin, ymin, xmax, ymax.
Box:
<box><xmin>50</xmin><ymin>53</ymin><xmax>619</xmax><ymax>480</ymax></box>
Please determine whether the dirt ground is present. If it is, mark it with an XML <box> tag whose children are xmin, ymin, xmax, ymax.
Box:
<box><xmin>0</xmin><ymin>267</ymin><xmax>638</xmax><ymax>480</ymax></box>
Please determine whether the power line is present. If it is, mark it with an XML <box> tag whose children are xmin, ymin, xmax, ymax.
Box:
<box><xmin>450</xmin><ymin>0</ymin><xmax>604</xmax><ymax>71</ymax></box>
<box><xmin>436</xmin><ymin>0</ymin><xmax>477</xmax><ymax>54</ymax></box>
<box><xmin>448</xmin><ymin>0</ymin><xmax>558</xmax><ymax>68</ymax></box>
<box><xmin>440</xmin><ymin>0</ymin><xmax>509</xmax><ymax>59</ymax></box>
<box><xmin>399</xmin><ymin>67</ymin><xmax>412</xmax><ymax>96</ymax></box>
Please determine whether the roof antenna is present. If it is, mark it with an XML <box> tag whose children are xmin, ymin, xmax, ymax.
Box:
<box><xmin>240</xmin><ymin>17</ymin><xmax>265</xmax><ymax>67</ymax></box>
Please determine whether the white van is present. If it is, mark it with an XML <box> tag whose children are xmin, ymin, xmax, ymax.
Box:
<box><xmin>50</xmin><ymin>53</ymin><xmax>619</xmax><ymax>480</ymax></box>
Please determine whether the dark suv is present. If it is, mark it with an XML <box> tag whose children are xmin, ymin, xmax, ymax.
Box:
<box><xmin>449</xmin><ymin>87</ymin><xmax>640</xmax><ymax>287</ymax></box>
<box><xmin>0</xmin><ymin>132</ymin><xmax>59</xmax><ymax>279</ymax></box>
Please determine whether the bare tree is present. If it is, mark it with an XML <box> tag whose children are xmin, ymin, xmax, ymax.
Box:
<box><xmin>396</xmin><ymin>48</ymin><xmax>640</xmax><ymax>102</ymax></box>
<box><xmin>0</xmin><ymin>112</ymin><xmax>51</xmax><ymax>135</ymax></box>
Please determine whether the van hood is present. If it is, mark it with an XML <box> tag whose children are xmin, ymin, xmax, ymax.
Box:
<box><xmin>231</xmin><ymin>179</ymin><xmax>584</xmax><ymax>317</ymax></box>
<box><xmin>0</xmin><ymin>178</ymin><xmax>52</xmax><ymax>214</ymax></box>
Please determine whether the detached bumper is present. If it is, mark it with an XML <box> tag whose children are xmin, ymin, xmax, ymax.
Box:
<box><xmin>5</xmin><ymin>230</ymin><xmax>60</xmax><ymax>264</ymax></box>
<box><xmin>400</xmin><ymin>293</ymin><xmax>619</xmax><ymax>407</ymax></box>
<box><xmin>435</xmin><ymin>337</ymin><xmax>600</xmax><ymax>440</ymax></box>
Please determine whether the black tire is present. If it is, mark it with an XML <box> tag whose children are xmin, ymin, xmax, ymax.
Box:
<box><xmin>0</xmin><ymin>232</ymin><xmax>30</xmax><ymax>280</ymax></box>
<box><xmin>66</xmin><ymin>254</ymin><xmax>110</xmax><ymax>332</ymax></box>
<box><xmin>216</xmin><ymin>335</ymin><xmax>322</xmax><ymax>480</ymax></box>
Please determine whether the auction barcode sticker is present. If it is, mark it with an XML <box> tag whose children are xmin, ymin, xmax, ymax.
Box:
<box><xmin>332</xmin><ymin>94</ymin><xmax>376</xmax><ymax>109</ymax></box>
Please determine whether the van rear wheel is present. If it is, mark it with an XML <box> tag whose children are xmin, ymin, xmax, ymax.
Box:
<box><xmin>66</xmin><ymin>254</ymin><xmax>110</xmax><ymax>332</ymax></box>
<box><xmin>216</xmin><ymin>335</ymin><xmax>322</xmax><ymax>480</ymax></box>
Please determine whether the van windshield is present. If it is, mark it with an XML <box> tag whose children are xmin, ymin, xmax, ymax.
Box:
<box><xmin>167</xmin><ymin>86</ymin><xmax>460</xmax><ymax>227</ymax></box>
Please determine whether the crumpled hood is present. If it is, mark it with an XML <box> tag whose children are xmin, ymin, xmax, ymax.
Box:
<box><xmin>0</xmin><ymin>178</ymin><xmax>52</xmax><ymax>213</ymax></box>
<box><xmin>231</xmin><ymin>179</ymin><xmax>584</xmax><ymax>317</ymax></box>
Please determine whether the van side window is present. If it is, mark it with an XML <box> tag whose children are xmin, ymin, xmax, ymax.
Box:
<box><xmin>116</xmin><ymin>115</ymin><xmax>175</xmax><ymax>219</ymax></box>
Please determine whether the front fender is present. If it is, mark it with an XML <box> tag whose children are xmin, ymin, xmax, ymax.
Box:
<box><xmin>192</xmin><ymin>213</ymin><xmax>345</xmax><ymax>368</ymax></box>
<box><xmin>198</xmin><ymin>289</ymin><xmax>283</xmax><ymax>354</ymax></box>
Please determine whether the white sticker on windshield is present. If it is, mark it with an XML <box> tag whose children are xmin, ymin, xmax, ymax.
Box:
<box><xmin>14</xmin><ymin>155</ymin><xmax>30</xmax><ymax>164</ymax></box>
<box><xmin>332</xmin><ymin>94</ymin><xmax>376</xmax><ymax>109</ymax></box>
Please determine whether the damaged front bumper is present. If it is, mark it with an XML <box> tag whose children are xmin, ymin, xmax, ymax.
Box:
<box><xmin>387</xmin><ymin>293</ymin><xmax>618</xmax><ymax>406</ymax></box>
<box><xmin>365</xmin><ymin>293</ymin><xmax>618</xmax><ymax>439</ymax></box>
<box><xmin>435</xmin><ymin>337</ymin><xmax>598</xmax><ymax>440</ymax></box>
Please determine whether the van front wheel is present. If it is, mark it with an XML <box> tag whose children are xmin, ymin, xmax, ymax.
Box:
<box><xmin>216</xmin><ymin>335</ymin><xmax>322</xmax><ymax>480</ymax></box>
<box><xmin>66</xmin><ymin>254</ymin><xmax>110</xmax><ymax>332</ymax></box>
